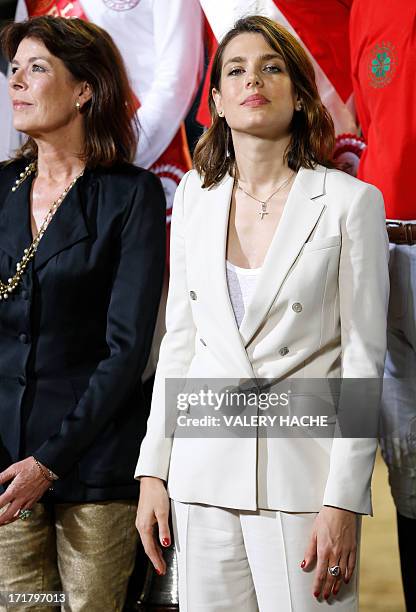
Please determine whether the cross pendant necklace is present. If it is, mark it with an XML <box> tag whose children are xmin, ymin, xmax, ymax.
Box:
<box><xmin>236</xmin><ymin>172</ymin><xmax>295</xmax><ymax>220</ymax></box>
<box><xmin>260</xmin><ymin>203</ymin><xmax>268</xmax><ymax>220</ymax></box>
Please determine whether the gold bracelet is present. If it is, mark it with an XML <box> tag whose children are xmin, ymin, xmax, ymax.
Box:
<box><xmin>32</xmin><ymin>457</ymin><xmax>58</xmax><ymax>483</ymax></box>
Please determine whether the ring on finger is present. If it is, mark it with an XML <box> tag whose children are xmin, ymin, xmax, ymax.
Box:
<box><xmin>18</xmin><ymin>509</ymin><xmax>33</xmax><ymax>521</ymax></box>
<box><xmin>328</xmin><ymin>565</ymin><xmax>341</xmax><ymax>578</ymax></box>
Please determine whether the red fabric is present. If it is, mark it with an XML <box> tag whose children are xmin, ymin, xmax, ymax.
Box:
<box><xmin>275</xmin><ymin>0</ymin><xmax>352</xmax><ymax>103</ymax></box>
<box><xmin>26</xmin><ymin>0</ymin><xmax>87</xmax><ymax>18</ymax></box>
<box><xmin>350</xmin><ymin>0</ymin><xmax>416</xmax><ymax>219</ymax></box>
<box><xmin>196</xmin><ymin>18</ymin><xmax>217</xmax><ymax>128</ymax></box>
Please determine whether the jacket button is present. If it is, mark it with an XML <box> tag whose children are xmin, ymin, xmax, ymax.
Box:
<box><xmin>19</xmin><ymin>333</ymin><xmax>28</xmax><ymax>344</ymax></box>
<box><xmin>292</xmin><ymin>302</ymin><xmax>303</xmax><ymax>313</ymax></box>
<box><xmin>279</xmin><ymin>347</ymin><xmax>289</xmax><ymax>356</ymax></box>
<box><xmin>17</xmin><ymin>376</ymin><xmax>26</xmax><ymax>386</ymax></box>
<box><xmin>189</xmin><ymin>291</ymin><xmax>197</xmax><ymax>300</ymax></box>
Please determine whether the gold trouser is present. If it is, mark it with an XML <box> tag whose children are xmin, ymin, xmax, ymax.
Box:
<box><xmin>0</xmin><ymin>500</ymin><xmax>138</xmax><ymax>612</ymax></box>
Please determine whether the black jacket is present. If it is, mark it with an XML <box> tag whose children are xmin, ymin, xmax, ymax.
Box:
<box><xmin>0</xmin><ymin>159</ymin><xmax>166</xmax><ymax>502</ymax></box>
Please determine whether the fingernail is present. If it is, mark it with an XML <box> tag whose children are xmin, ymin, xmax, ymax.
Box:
<box><xmin>314</xmin><ymin>591</ymin><xmax>320</xmax><ymax>598</ymax></box>
<box><xmin>155</xmin><ymin>568</ymin><xmax>162</xmax><ymax>576</ymax></box>
<box><xmin>333</xmin><ymin>589</ymin><xmax>339</xmax><ymax>596</ymax></box>
<box><xmin>324</xmin><ymin>593</ymin><xmax>330</xmax><ymax>600</ymax></box>
<box><xmin>300</xmin><ymin>559</ymin><xmax>306</xmax><ymax>568</ymax></box>
<box><xmin>345</xmin><ymin>578</ymin><xmax>350</xmax><ymax>584</ymax></box>
<box><xmin>162</xmin><ymin>538</ymin><xmax>170</xmax><ymax>547</ymax></box>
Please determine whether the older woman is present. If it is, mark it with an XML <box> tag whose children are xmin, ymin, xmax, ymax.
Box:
<box><xmin>0</xmin><ymin>16</ymin><xmax>165</xmax><ymax>612</ymax></box>
<box><xmin>135</xmin><ymin>16</ymin><xmax>389</xmax><ymax>612</ymax></box>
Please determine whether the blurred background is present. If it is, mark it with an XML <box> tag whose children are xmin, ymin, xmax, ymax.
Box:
<box><xmin>361</xmin><ymin>452</ymin><xmax>405</xmax><ymax>611</ymax></box>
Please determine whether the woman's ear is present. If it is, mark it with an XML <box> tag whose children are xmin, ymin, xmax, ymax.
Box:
<box><xmin>294</xmin><ymin>92</ymin><xmax>303</xmax><ymax>111</ymax></box>
<box><xmin>77</xmin><ymin>82</ymin><xmax>93</xmax><ymax>110</ymax></box>
<box><xmin>212</xmin><ymin>87</ymin><xmax>224</xmax><ymax>117</ymax></box>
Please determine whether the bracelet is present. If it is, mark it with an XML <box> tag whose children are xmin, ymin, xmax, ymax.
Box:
<box><xmin>32</xmin><ymin>457</ymin><xmax>59</xmax><ymax>484</ymax></box>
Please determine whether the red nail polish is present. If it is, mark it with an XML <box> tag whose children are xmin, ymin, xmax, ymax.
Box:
<box><xmin>314</xmin><ymin>591</ymin><xmax>320</xmax><ymax>598</ymax></box>
<box><xmin>300</xmin><ymin>559</ymin><xmax>306</xmax><ymax>568</ymax></box>
<box><xmin>155</xmin><ymin>568</ymin><xmax>162</xmax><ymax>575</ymax></box>
<box><xmin>345</xmin><ymin>578</ymin><xmax>350</xmax><ymax>584</ymax></box>
<box><xmin>324</xmin><ymin>593</ymin><xmax>330</xmax><ymax>600</ymax></box>
<box><xmin>162</xmin><ymin>538</ymin><xmax>170</xmax><ymax>547</ymax></box>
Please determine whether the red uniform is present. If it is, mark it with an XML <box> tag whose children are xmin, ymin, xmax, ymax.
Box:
<box><xmin>350</xmin><ymin>0</ymin><xmax>416</xmax><ymax>219</ymax></box>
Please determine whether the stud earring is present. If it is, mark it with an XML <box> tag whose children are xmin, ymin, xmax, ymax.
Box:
<box><xmin>75</xmin><ymin>101</ymin><xmax>81</xmax><ymax>111</ymax></box>
<box><xmin>218</xmin><ymin>110</ymin><xmax>224</xmax><ymax>117</ymax></box>
<box><xmin>296</xmin><ymin>101</ymin><xmax>302</xmax><ymax>111</ymax></box>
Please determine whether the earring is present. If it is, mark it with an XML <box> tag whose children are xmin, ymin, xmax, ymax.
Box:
<box><xmin>75</xmin><ymin>101</ymin><xmax>81</xmax><ymax>111</ymax></box>
<box><xmin>296</xmin><ymin>101</ymin><xmax>302</xmax><ymax>111</ymax></box>
<box><xmin>218</xmin><ymin>110</ymin><xmax>224</xmax><ymax>117</ymax></box>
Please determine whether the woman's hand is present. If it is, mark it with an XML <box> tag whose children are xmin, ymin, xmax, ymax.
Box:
<box><xmin>302</xmin><ymin>506</ymin><xmax>357</xmax><ymax>600</ymax></box>
<box><xmin>136</xmin><ymin>476</ymin><xmax>171</xmax><ymax>575</ymax></box>
<box><xmin>0</xmin><ymin>457</ymin><xmax>52</xmax><ymax>526</ymax></box>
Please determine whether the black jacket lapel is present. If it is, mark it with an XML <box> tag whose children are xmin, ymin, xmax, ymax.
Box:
<box><xmin>33</xmin><ymin>173</ymin><xmax>91</xmax><ymax>271</ymax></box>
<box><xmin>0</xmin><ymin>166</ymin><xmax>33</xmax><ymax>260</ymax></box>
<box><xmin>0</xmin><ymin>165</ymin><xmax>91</xmax><ymax>270</ymax></box>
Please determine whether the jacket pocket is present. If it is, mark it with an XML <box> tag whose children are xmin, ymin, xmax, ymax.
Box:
<box><xmin>303</xmin><ymin>235</ymin><xmax>341</xmax><ymax>252</ymax></box>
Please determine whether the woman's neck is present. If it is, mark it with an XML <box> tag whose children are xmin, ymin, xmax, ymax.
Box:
<box><xmin>232</xmin><ymin>130</ymin><xmax>293</xmax><ymax>192</ymax></box>
<box><xmin>34</xmin><ymin>130</ymin><xmax>86</xmax><ymax>183</ymax></box>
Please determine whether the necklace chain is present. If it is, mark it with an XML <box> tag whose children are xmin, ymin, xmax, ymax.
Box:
<box><xmin>237</xmin><ymin>173</ymin><xmax>295</xmax><ymax>220</ymax></box>
<box><xmin>0</xmin><ymin>162</ymin><xmax>84</xmax><ymax>301</ymax></box>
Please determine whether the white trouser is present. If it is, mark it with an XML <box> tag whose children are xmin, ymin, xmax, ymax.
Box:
<box><xmin>172</xmin><ymin>501</ymin><xmax>359</xmax><ymax>612</ymax></box>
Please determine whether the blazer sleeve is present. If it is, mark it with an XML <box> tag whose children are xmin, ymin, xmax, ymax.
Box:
<box><xmin>33</xmin><ymin>171</ymin><xmax>166</xmax><ymax>476</ymax></box>
<box><xmin>323</xmin><ymin>183</ymin><xmax>389</xmax><ymax>514</ymax></box>
<box><xmin>135</xmin><ymin>170</ymin><xmax>197</xmax><ymax>481</ymax></box>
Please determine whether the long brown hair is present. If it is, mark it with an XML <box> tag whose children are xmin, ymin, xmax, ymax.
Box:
<box><xmin>1</xmin><ymin>15</ymin><xmax>138</xmax><ymax>167</ymax></box>
<box><xmin>193</xmin><ymin>15</ymin><xmax>335</xmax><ymax>188</ymax></box>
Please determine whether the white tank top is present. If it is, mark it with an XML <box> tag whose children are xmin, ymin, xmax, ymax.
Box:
<box><xmin>226</xmin><ymin>260</ymin><xmax>262</xmax><ymax>328</ymax></box>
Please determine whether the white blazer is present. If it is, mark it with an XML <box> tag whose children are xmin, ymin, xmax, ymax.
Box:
<box><xmin>136</xmin><ymin>165</ymin><xmax>389</xmax><ymax>515</ymax></box>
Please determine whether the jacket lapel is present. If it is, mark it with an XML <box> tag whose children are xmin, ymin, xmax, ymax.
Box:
<box><xmin>201</xmin><ymin>174</ymin><xmax>255</xmax><ymax>378</ymax></box>
<box><xmin>238</xmin><ymin>165</ymin><xmax>327</xmax><ymax>347</ymax></box>
<box><xmin>0</xmin><ymin>168</ymin><xmax>91</xmax><ymax>271</ymax></box>
<box><xmin>0</xmin><ymin>170</ymin><xmax>33</xmax><ymax>260</ymax></box>
<box><xmin>33</xmin><ymin>174</ymin><xmax>91</xmax><ymax>271</ymax></box>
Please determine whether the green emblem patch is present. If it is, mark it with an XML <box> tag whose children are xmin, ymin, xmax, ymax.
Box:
<box><xmin>369</xmin><ymin>42</ymin><xmax>397</xmax><ymax>88</ymax></box>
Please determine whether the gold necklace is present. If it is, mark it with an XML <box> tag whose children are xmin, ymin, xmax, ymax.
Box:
<box><xmin>0</xmin><ymin>162</ymin><xmax>84</xmax><ymax>301</ymax></box>
<box><xmin>237</xmin><ymin>172</ymin><xmax>295</xmax><ymax>220</ymax></box>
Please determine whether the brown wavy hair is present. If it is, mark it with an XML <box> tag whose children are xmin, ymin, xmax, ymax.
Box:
<box><xmin>1</xmin><ymin>15</ymin><xmax>138</xmax><ymax>167</ymax></box>
<box><xmin>193</xmin><ymin>15</ymin><xmax>335</xmax><ymax>188</ymax></box>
